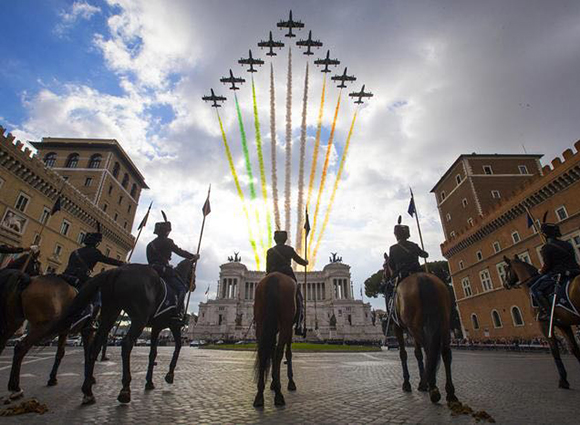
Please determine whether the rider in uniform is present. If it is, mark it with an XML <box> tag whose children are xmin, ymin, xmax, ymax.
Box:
<box><xmin>265</xmin><ymin>230</ymin><xmax>308</xmax><ymax>336</ymax></box>
<box><xmin>146</xmin><ymin>214</ymin><xmax>199</xmax><ymax>324</ymax></box>
<box><xmin>529</xmin><ymin>222</ymin><xmax>580</xmax><ymax>320</ymax></box>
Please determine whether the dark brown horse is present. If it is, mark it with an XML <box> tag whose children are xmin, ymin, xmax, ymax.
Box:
<box><xmin>502</xmin><ymin>255</ymin><xmax>580</xmax><ymax>388</ymax></box>
<box><xmin>253</xmin><ymin>272</ymin><xmax>297</xmax><ymax>407</ymax></box>
<box><xmin>0</xmin><ymin>253</ymin><xmax>94</xmax><ymax>397</ymax></box>
<box><xmin>383</xmin><ymin>254</ymin><xmax>457</xmax><ymax>403</ymax></box>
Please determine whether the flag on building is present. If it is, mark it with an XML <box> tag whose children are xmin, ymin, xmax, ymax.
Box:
<box><xmin>526</xmin><ymin>211</ymin><xmax>535</xmax><ymax>228</ymax></box>
<box><xmin>202</xmin><ymin>186</ymin><xmax>211</xmax><ymax>217</ymax></box>
<box><xmin>407</xmin><ymin>191</ymin><xmax>416</xmax><ymax>217</ymax></box>
<box><xmin>50</xmin><ymin>195</ymin><xmax>62</xmax><ymax>215</ymax></box>
<box><xmin>137</xmin><ymin>201</ymin><xmax>153</xmax><ymax>230</ymax></box>
<box><xmin>205</xmin><ymin>285</ymin><xmax>210</xmax><ymax>295</ymax></box>
<box><xmin>304</xmin><ymin>208</ymin><xmax>311</xmax><ymax>237</ymax></box>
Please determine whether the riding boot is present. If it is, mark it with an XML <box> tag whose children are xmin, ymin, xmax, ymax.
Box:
<box><xmin>170</xmin><ymin>294</ymin><xmax>187</xmax><ymax>326</ymax></box>
<box><xmin>535</xmin><ymin>294</ymin><xmax>552</xmax><ymax>321</ymax></box>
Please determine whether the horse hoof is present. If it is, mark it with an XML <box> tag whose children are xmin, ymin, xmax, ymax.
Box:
<box><xmin>446</xmin><ymin>394</ymin><xmax>459</xmax><ymax>403</ymax></box>
<box><xmin>165</xmin><ymin>373</ymin><xmax>174</xmax><ymax>384</ymax></box>
<box><xmin>402</xmin><ymin>382</ymin><xmax>412</xmax><ymax>392</ymax></box>
<box><xmin>288</xmin><ymin>380</ymin><xmax>297</xmax><ymax>391</ymax></box>
<box><xmin>145</xmin><ymin>381</ymin><xmax>155</xmax><ymax>391</ymax></box>
<box><xmin>253</xmin><ymin>394</ymin><xmax>264</xmax><ymax>408</ymax></box>
<box><xmin>82</xmin><ymin>395</ymin><xmax>96</xmax><ymax>405</ymax></box>
<box><xmin>430</xmin><ymin>388</ymin><xmax>441</xmax><ymax>403</ymax></box>
<box><xmin>274</xmin><ymin>393</ymin><xmax>286</xmax><ymax>406</ymax></box>
<box><xmin>117</xmin><ymin>390</ymin><xmax>131</xmax><ymax>404</ymax></box>
<box><xmin>9</xmin><ymin>390</ymin><xmax>23</xmax><ymax>401</ymax></box>
<box><xmin>417</xmin><ymin>382</ymin><xmax>428</xmax><ymax>392</ymax></box>
<box><xmin>101</xmin><ymin>356</ymin><xmax>110</xmax><ymax>362</ymax></box>
<box><xmin>47</xmin><ymin>378</ymin><xmax>57</xmax><ymax>387</ymax></box>
<box><xmin>559</xmin><ymin>380</ymin><xmax>570</xmax><ymax>389</ymax></box>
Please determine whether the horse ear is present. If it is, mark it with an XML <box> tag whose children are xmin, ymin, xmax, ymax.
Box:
<box><xmin>542</xmin><ymin>211</ymin><xmax>548</xmax><ymax>223</ymax></box>
<box><xmin>384</xmin><ymin>252</ymin><xmax>388</xmax><ymax>259</ymax></box>
<box><xmin>503</xmin><ymin>255</ymin><xmax>511</xmax><ymax>264</ymax></box>
<box><xmin>397</xmin><ymin>215</ymin><xmax>402</xmax><ymax>225</ymax></box>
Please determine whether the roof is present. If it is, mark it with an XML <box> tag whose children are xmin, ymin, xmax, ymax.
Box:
<box><xmin>430</xmin><ymin>153</ymin><xmax>543</xmax><ymax>193</ymax></box>
<box><xmin>30</xmin><ymin>137</ymin><xmax>148</xmax><ymax>189</ymax></box>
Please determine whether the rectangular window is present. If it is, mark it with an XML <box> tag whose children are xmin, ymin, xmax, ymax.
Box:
<box><xmin>440</xmin><ymin>191</ymin><xmax>446</xmax><ymax>202</ymax></box>
<box><xmin>54</xmin><ymin>244</ymin><xmax>63</xmax><ymax>258</ymax></box>
<box><xmin>0</xmin><ymin>177</ymin><xmax>4</xmax><ymax>190</ymax></box>
<box><xmin>84</xmin><ymin>177</ymin><xmax>93</xmax><ymax>187</ymax></box>
<box><xmin>118</xmin><ymin>195</ymin><xmax>123</xmax><ymax>205</ymax></box>
<box><xmin>462</xmin><ymin>198</ymin><xmax>468</xmax><ymax>208</ymax></box>
<box><xmin>518</xmin><ymin>165</ymin><xmax>529</xmax><ymax>174</ymax></box>
<box><xmin>476</xmin><ymin>251</ymin><xmax>483</xmax><ymax>261</ymax></box>
<box><xmin>491</xmin><ymin>190</ymin><xmax>501</xmax><ymax>199</ymax></box>
<box><xmin>32</xmin><ymin>233</ymin><xmax>42</xmax><ymax>245</ymax></box>
<box><xmin>450</xmin><ymin>231</ymin><xmax>456</xmax><ymax>238</ymax></box>
<box><xmin>456</xmin><ymin>174</ymin><xmax>462</xmax><ymax>185</ymax></box>
<box><xmin>60</xmin><ymin>219</ymin><xmax>71</xmax><ymax>236</ymax></box>
<box><xmin>446</xmin><ymin>213</ymin><xmax>451</xmax><ymax>222</ymax></box>
<box><xmin>462</xmin><ymin>278</ymin><xmax>472</xmax><ymax>297</ymax></box>
<box><xmin>40</xmin><ymin>207</ymin><xmax>51</xmax><ymax>224</ymax></box>
<box><xmin>459</xmin><ymin>260</ymin><xmax>464</xmax><ymax>270</ymax></box>
<box><xmin>518</xmin><ymin>251</ymin><xmax>531</xmax><ymax>264</ymax></box>
<box><xmin>114</xmin><ymin>213</ymin><xmax>118</xmax><ymax>221</ymax></box>
<box><xmin>127</xmin><ymin>205</ymin><xmax>132</xmax><ymax>213</ymax></box>
<box><xmin>493</xmin><ymin>241</ymin><xmax>501</xmax><ymax>253</ymax></box>
<box><xmin>512</xmin><ymin>231</ymin><xmax>521</xmax><ymax>244</ymax></box>
<box><xmin>105</xmin><ymin>248</ymin><xmax>111</xmax><ymax>256</ymax></box>
<box><xmin>483</xmin><ymin>165</ymin><xmax>493</xmax><ymax>175</ymax></box>
<box><xmin>103</xmin><ymin>203</ymin><xmax>108</xmax><ymax>212</ymax></box>
<box><xmin>15</xmin><ymin>193</ymin><xmax>30</xmax><ymax>212</ymax></box>
<box><xmin>123</xmin><ymin>221</ymin><xmax>127</xmax><ymax>229</ymax></box>
<box><xmin>468</xmin><ymin>218</ymin><xmax>474</xmax><ymax>227</ymax></box>
<box><xmin>480</xmin><ymin>269</ymin><xmax>493</xmax><ymax>291</ymax></box>
<box><xmin>77</xmin><ymin>231</ymin><xmax>86</xmax><ymax>244</ymax></box>
<box><xmin>108</xmin><ymin>185</ymin><xmax>113</xmax><ymax>195</ymax></box>
<box><xmin>496</xmin><ymin>262</ymin><xmax>508</xmax><ymax>284</ymax></box>
<box><xmin>555</xmin><ymin>206</ymin><xmax>568</xmax><ymax>222</ymax></box>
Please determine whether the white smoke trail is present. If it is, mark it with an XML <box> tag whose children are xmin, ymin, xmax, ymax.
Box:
<box><xmin>295</xmin><ymin>62</ymin><xmax>309</xmax><ymax>254</ymax></box>
<box><xmin>284</xmin><ymin>47</ymin><xmax>292</xmax><ymax>236</ymax></box>
<box><xmin>270</xmin><ymin>64</ymin><xmax>281</xmax><ymax>231</ymax></box>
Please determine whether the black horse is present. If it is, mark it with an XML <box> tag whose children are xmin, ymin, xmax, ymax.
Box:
<box><xmin>50</xmin><ymin>259</ymin><xmax>194</xmax><ymax>405</ymax></box>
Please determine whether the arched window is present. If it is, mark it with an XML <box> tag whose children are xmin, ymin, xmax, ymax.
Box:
<box><xmin>88</xmin><ymin>154</ymin><xmax>102</xmax><ymax>169</ymax></box>
<box><xmin>491</xmin><ymin>310</ymin><xmax>502</xmax><ymax>328</ymax></box>
<box><xmin>511</xmin><ymin>306</ymin><xmax>524</xmax><ymax>326</ymax></box>
<box><xmin>122</xmin><ymin>173</ymin><xmax>129</xmax><ymax>189</ymax></box>
<box><xmin>44</xmin><ymin>152</ymin><xmax>57</xmax><ymax>167</ymax></box>
<box><xmin>65</xmin><ymin>153</ymin><xmax>79</xmax><ymax>168</ymax></box>
<box><xmin>112</xmin><ymin>162</ymin><xmax>120</xmax><ymax>178</ymax></box>
<box><xmin>471</xmin><ymin>314</ymin><xmax>479</xmax><ymax>330</ymax></box>
<box><xmin>130</xmin><ymin>183</ymin><xmax>137</xmax><ymax>198</ymax></box>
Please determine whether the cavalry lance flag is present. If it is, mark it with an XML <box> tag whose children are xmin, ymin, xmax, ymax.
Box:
<box><xmin>127</xmin><ymin>201</ymin><xmax>153</xmax><ymax>262</ymax></box>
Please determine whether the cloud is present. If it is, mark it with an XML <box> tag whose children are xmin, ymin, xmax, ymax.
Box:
<box><xmin>55</xmin><ymin>1</ymin><xmax>101</xmax><ymax>35</ymax></box>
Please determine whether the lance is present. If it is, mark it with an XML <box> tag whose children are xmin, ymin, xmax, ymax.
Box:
<box><xmin>184</xmin><ymin>185</ymin><xmax>211</xmax><ymax>325</ymax></box>
<box><xmin>127</xmin><ymin>201</ymin><xmax>152</xmax><ymax>262</ymax></box>
<box><xmin>302</xmin><ymin>209</ymin><xmax>311</xmax><ymax>337</ymax></box>
<box><xmin>410</xmin><ymin>188</ymin><xmax>429</xmax><ymax>273</ymax></box>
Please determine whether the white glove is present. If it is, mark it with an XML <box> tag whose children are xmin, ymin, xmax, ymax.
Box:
<box><xmin>194</xmin><ymin>254</ymin><xmax>200</xmax><ymax>261</ymax></box>
<box><xmin>30</xmin><ymin>245</ymin><xmax>40</xmax><ymax>254</ymax></box>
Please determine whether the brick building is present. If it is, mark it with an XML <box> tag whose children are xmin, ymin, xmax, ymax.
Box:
<box><xmin>0</xmin><ymin>127</ymin><xmax>147</xmax><ymax>273</ymax></box>
<box><xmin>431</xmin><ymin>142</ymin><xmax>580</xmax><ymax>340</ymax></box>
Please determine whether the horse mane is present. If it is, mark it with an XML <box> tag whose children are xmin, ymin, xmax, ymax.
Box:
<box><xmin>513</xmin><ymin>257</ymin><xmax>539</xmax><ymax>276</ymax></box>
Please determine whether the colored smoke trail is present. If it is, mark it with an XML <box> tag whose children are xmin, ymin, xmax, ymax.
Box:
<box><xmin>251</xmin><ymin>77</ymin><xmax>272</xmax><ymax>248</ymax></box>
<box><xmin>305</xmin><ymin>74</ymin><xmax>326</xmax><ymax>223</ymax></box>
<box><xmin>311</xmin><ymin>111</ymin><xmax>358</xmax><ymax>267</ymax></box>
<box><xmin>235</xmin><ymin>94</ymin><xmax>266</xmax><ymax>257</ymax></box>
<box><xmin>284</xmin><ymin>47</ymin><xmax>292</xmax><ymax>236</ymax></box>
<box><xmin>216</xmin><ymin>110</ymin><xmax>260</xmax><ymax>269</ymax></box>
<box><xmin>308</xmin><ymin>90</ymin><xmax>342</xmax><ymax>259</ymax></box>
<box><xmin>295</xmin><ymin>62</ymin><xmax>309</xmax><ymax>255</ymax></box>
<box><xmin>269</xmin><ymin>64</ymin><xmax>281</xmax><ymax>231</ymax></box>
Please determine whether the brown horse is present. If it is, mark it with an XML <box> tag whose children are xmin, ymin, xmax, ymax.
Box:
<box><xmin>502</xmin><ymin>255</ymin><xmax>580</xmax><ymax>388</ymax></box>
<box><xmin>0</xmin><ymin>254</ymin><xmax>94</xmax><ymax>397</ymax></box>
<box><xmin>383</xmin><ymin>254</ymin><xmax>457</xmax><ymax>403</ymax></box>
<box><xmin>253</xmin><ymin>272</ymin><xmax>297</xmax><ymax>407</ymax></box>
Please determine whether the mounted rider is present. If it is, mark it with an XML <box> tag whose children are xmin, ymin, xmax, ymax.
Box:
<box><xmin>146</xmin><ymin>212</ymin><xmax>199</xmax><ymax>324</ymax></box>
<box><xmin>529</xmin><ymin>221</ymin><xmax>580</xmax><ymax>320</ymax></box>
<box><xmin>266</xmin><ymin>230</ymin><xmax>308</xmax><ymax>336</ymax></box>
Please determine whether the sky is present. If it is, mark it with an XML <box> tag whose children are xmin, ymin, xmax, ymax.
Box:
<box><xmin>1</xmin><ymin>0</ymin><xmax>580</xmax><ymax>312</ymax></box>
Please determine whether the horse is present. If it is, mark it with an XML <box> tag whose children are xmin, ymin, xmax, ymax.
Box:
<box><xmin>49</xmin><ymin>258</ymin><xmax>195</xmax><ymax>405</ymax></box>
<box><xmin>0</xmin><ymin>253</ymin><xmax>95</xmax><ymax>397</ymax></box>
<box><xmin>253</xmin><ymin>272</ymin><xmax>297</xmax><ymax>408</ymax></box>
<box><xmin>382</xmin><ymin>254</ymin><xmax>457</xmax><ymax>403</ymax></box>
<box><xmin>502</xmin><ymin>255</ymin><xmax>580</xmax><ymax>388</ymax></box>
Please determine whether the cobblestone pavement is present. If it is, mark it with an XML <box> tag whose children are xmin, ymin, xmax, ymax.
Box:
<box><xmin>1</xmin><ymin>347</ymin><xmax>580</xmax><ymax>424</ymax></box>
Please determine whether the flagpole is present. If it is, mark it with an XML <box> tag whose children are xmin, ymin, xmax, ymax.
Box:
<box><xmin>184</xmin><ymin>185</ymin><xmax>211</xmax><ymax>324</ymax></box>
<box><xmin>410</xmin><ymin>188</ymin><xmax>429</xmax><ymax>273</ymax></box>
<box><xmin>127</xmin><ymin>201</ymin><xmax>152</xmax><ymax>262</ymax></box>
<box><xmin>303</xmin><ymin>208</ymin><xmax>310</xmax><ymax>337</ymax></box>
<box><xmin>524</xmin><ymin>206</ymin><xmax>546</xmax><ymax>243</ymax></box>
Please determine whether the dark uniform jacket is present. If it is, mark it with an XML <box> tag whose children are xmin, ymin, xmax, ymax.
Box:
<box><xmin>0</xmin><ymin>245</ymin><xmax>25</xmax><ymax>254</ymax></box>
<box><xmin>146</xmin><ymin>236</ymin><xmax>194</xmax><ymax>275</ymax></box>
<box><xmin>64</xmin><ymin>246</ymin><xmax>124</xmax><ymax>284</ymax></box>
<box><xmin>388</xmin><ymin>241</ymin><xmax>428</xmax><ymax>279</ymax></box>
<box><xmin>540</xmin><ymin>238</ymin><xmax>580</xmax><ymax>275</ymax></box>
<box><xmin>266</xmin><ymin>245</ymin><xmax>307</xmax><ymax>282</ymax></box>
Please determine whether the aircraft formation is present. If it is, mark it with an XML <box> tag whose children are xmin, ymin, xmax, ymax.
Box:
<box><xmin>202</xmin><ymin>10</ymin><xmax>373</xmax><ymax>108</ymax></box>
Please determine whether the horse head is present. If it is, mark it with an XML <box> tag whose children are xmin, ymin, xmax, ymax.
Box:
<box><xmin>382</xmin><ymin>252</ymin><xmax>392</xmax><ymax>281</ymax></box>
<box><xmin>175</xmin><ymin>257</ymin><xmax>196</xmax><ymax>291</ymax></box>
<box><xmin>502</xmin><ymin>255</ymin><xmax>538</xmax><ymax>289</ymax></box>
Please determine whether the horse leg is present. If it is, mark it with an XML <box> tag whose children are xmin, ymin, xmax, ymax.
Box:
<box><xmin>441</xmin><ymin>338</ymin><xmax>457</xmax><ymax>403</ymax></box>
<box><xmin>541</xmin><ymin>322</ymin><xmax>569</xmax><ymax>388</ymax></box>
<box><xmin>145</xmin><ymin>326</ymin><xmax>161</xmax><ymax>390</ymax></box>
<box><xmin>118</xmin><ymin>317</ymin><xmax>147</xmax><ymax>404</ymax></box>
<box><xmin>0</xmin><ymin>321</ymin><xmax>22</xmax><ymax>356</ymax></box>
<box><xmin>270</xmin><ymin>344</ymin><xmax>278</xmax><ymax>391</ymax></box>
<box><xmin>8</xmin><ymin>324</ymin><xmax>48</xmax><ymax>396</ymax></box>
<box><xmin>100</xmin><ymin>339</ymin><xmax>109</xmax><ymax>361</ymax></box>
<box><xmin>47</xmin><ymin>333</ymin><xmax>67</xmax><ymax>386</ymax></box>
<box><xmin>395</xmin><ymin>325</ymin><xmax>411</xmax><ymax>392</ymax></box>
<box><xmin>286</xmin><ymin>342</ymin><xmax>296</xmax><ymax>391</ymax></box>
<box><xmin>273</xmin><ymin>328</ymin><xmax>290</xmax><ymax>406</ymax></box>
<box><xmin>414</xmin><ymin>341</ymin><xmax>427</xmax><ymax>392</ymax></box>
<box><xmin>165</xmin><ymin>324</ymin><xmax>182</xmax><ymax>384</ymax></box>
<box><xmin>82</xmin><ymin>308</ymin><xmax>120</xmax><ymax>405</ymax></box>
<box><xmin>560</xmin><ymin>326</ymin><xmax>580</xmax><ymax>373</ymax></box>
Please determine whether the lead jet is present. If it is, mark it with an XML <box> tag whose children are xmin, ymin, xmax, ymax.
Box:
<box><xmin>314</xmin><ymin>50</ymin><xmax>340</xmax><ymax>73</ymax></box>
<box><xmin>238</xmin><ymin>50</ymin><xmax>264</xmax><ymax>73</ymax></box>
<box><xmin>202</xmin><ymin>88</ymin><xmax>227</xmax><ymax>108</ymax></box>
<box><xmin>331</xmin><ymin>67</ymin><xmax>356</xmax><ymax>88</ymax></box>
<box><xmin>220</xmin><ymin>69</ymin><xmax>246</xmax><ymax>91</ymax></box>
<box><xmin>258</xmin><ymin>31</ymin><xmax>284</xmax><ymax>56</ymax></box>
<box><xmin>349</xmin><ymin>85</ymin><xmax>373</xmax><ymax>104</ymax></box>
<box><xmin>277</xmin><ymin>10</ymin><xmax>304</xmax><ymax>38</ymax></box>
<box><xmin>296</xmin><ymin>30</ymin><xmax>323</xmax><ymax>55</ymax></box>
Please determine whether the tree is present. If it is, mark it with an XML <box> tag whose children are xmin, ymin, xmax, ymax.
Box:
<box><xmin>364</xmin><ymin>269</ymin><xmax>384</xmax><ymax>298</ymax></box>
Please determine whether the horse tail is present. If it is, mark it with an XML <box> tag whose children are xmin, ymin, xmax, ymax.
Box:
<box><xmin>418</xmin><ymin>274</ymin><xmax>444</xmax><ymax>387</ymax></box>
<box><xmin>254</xmin><ymin>274</ymin><xmax>280</xmax><ymax>382</ymax></box>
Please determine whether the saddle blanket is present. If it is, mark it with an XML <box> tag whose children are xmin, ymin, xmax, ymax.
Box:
<box><xmin>531</xmin><ymin>279</ymin><xmax>580</xmax><ymax>318</ymax></box>
<box><xmin>153</xmin><ymin>278</ymin><xmax>180</xmax><ymax>318</ymax></box>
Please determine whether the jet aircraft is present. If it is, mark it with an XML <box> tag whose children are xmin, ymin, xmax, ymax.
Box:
<box><xmin>296</xmin><ymin>30</ymin><xmax>323</xmax><ymax>55</ymax></box>
<box><xmin>220</xmin><ymin>69</ymin><xmax>246</xmax><ymax>90</ymax></box>
<box><xmin>331</xmin><ymin>67</ymin><xmax>356</xmax><ymax>88</ymax></box>
<box><xmin>349</xmin><ymin>85</ymin><xmax>373</xmax><ymax>104</ymax></box>
<box><xmin>277</xmin><ymin>10</ymin><xmax>304</xmax><ymax>37</ymax></box>
<box><xmin>314</xmin><ymin>50</ymin><xmax>340</xmax><ymax>73</ymax></box>
<box><xmin>202</xmin><ymin>89</ymin><xmax>227</xmax><ymax>108</ymax></box>
<box><xmin>258</xmin><ymin>31</ymin><xmax>284</xmax><ymax>56</ymax></box>
<box><xmin>238</xmin><ymin>50</ymin><xmax>264</xmax><ymax>73</ymax></box>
